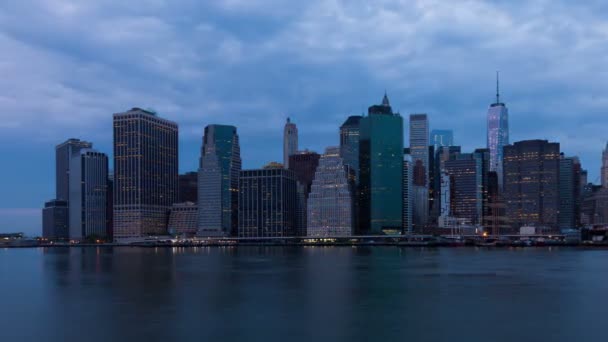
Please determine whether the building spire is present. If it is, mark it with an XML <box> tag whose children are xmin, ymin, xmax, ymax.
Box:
<box><xmin>496</xmin><ymin>71</ymin><xmax>500</xmax><ymax>104</ymax></box>
<box><xmin>382</xmin><ymin>91</ymin><xmax>390</xmax><ymax>107</ymax></box>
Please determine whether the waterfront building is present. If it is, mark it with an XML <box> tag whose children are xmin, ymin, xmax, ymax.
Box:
<box><xmin>409</xmin><ymin>114</ymin><xmax>429</xmax><ymax>227</ymax></box>
<box><xmin>238</xmin><ymin>167</ymin><xmax>297</xmax><ymax>237</ymax></box>
<box><xmin>113</xmin><ymin>108</ymin><xmax>178</xmax><ymax>239</ymax></box>
<box><xmin>559</xmin><ymin>155</ymin><xmax>583</xmax><ymax>230</ymax></box>
<box><xmin>439</xmin><ymin>171</ymin><xmax>451</xmax><ymax>219</ymax></box>
<box><xmin>503</xmin><ymin>140</ymin><xmax>560</xmax><ymax>230</ymax></box>
<box><xmin>487</xmin><ymin>72</ymin><xmax>509</xmax><ymax>190</ymax></box>
<box><xmin>198</xmin><ymin>125</ymin><xmax>241</xmax><ymax>237</ymax></box>
<box><xmin>42</xmin><ymin>199</ymin><xmax>69</xmax><ymax>240</ymax></box>
<box><xmin>339</xmin><ymin>115</ymin><xmax>363</xmax><ymax>183</ymax></box>
<box><xmin>289</xmin><ymin>150</ymin><xmax>321</xmax><ymax>236</ymax></box>
<box><xmin>403</xmin><ymin>154</ymin><xmax>413</xmax><ymax>234</ymax></box>
<box><xmin>69</xmin><ymin>149</ymin><xmax>109</xmax><ymax>240</ymax></box>
<box><xmin>444</xmin><ymin>153</ymin><xmax>483</xmax><ymax>225</ymax></box>
<box><xmin>178</xmin><ymin>172</ymin><xmax>198</xmax><ymax>203</ymax></box>
<box><xmin>55</xmin><ymin>139</ymin><xmax>92</xmax><ymax>201</ymax></box>
<box><xmin>359</xmin><ymin>93</ymin><xmax>404</xmax><ymax>234</ymax></box>
<box><xmin>474</xmin><ymin>148</ymin><xmax>491</xmax><ymax>219</ymax></box>
<box><xmin>168</xmin><ymin>202</ymin><xmax>198</xmax><ymax>236</ymax></box>
<box><xmin>307</xmin><ymin>147</ymin><xmax>355</xmax><ymax>237</ymax></box>
<box><xmin>430</xmin><ymin>129</ymin><xmax>454</xmax><ymax>152</ymax></box>
<box><xmin>283</xmin><ymin>118</ymin><xmax>298</xmax><ymax>169</ymax></box>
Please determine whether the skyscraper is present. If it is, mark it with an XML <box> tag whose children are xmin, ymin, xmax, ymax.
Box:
<box><xmin>503</xmin><ymin>140</ymin><xmax>560</xmax><ymax>230</ymax></box>
<box><xmin>602</xmin><ymin>142</ymin><xmax>608</xmax><ymax>188</ymax></box>
<box><xmin>56</xmin><ymin>139</ymin><xmax>93</xmax><ymax>201</ymax></box>
<box><xmin>283</xmin><ymin>118</ymin><xmax>298</xmax><ymax>169</ymax></box>
<box><xmin>430</xmin><ymin>129</ymin><xmax>454</xmax><ymax>151</ymax></box>
<box><xmin>289</xmin><ymin>150</ymin><xmax>321</xmax><ymax>236</ymax></box>
<box><xmin>487</xmin><ymin>72</ymin><xmax>509</xmax><ymax>190</ymax></box>
<box><xmin>359</xmin><ymin>93</ymin><xmax>403</xmax><ymax>234</ymax></box>
<box><xmin>168</xmin><ymin>202</ymin><xmax>198</xmax><ymax>237</ymax></box>
<box><xmin>113</xmin><ymin>108</ymin><xmax>178</xmax><ymax>239</ymax></box>
<box><xmin>340</xmin><ymin>115</ymin><xmax>362</xmax><ymax>183</ymax></box>
<box><xmin>69</xmin><ymin>149</ymin><xmax>109</xmax><ymax>240</ymax></box>
<box><xmin>559</xmin><ymin>155</ymin><xmax>583</xmax><ymax>230</ymax></box>
<box><xmin>409</xmin><ymin>113</ymin><xmax>429</xmax><ymax>227</ymax></box>
<box><xmin>444</xmin><ymin>154</ymin><xmax>483</xmax><ymax>225</ymax></box>
<box><xmin>238</xmin><ymin>166</ymin><xmax>297</xmax><ymax>237</ymax></box>
<box><xmin>198</xmin><ymin>125</ymin><xmax>241</xmax><ymax>237</ymax></box>
<box><xmin>307</xmin><ymin>147</ymin><xmax>355</xmax><ymax>237</ymax></box>
<box><xmin>403</xmin><ymin>154</ymin><xmax>413</xmax><ymax>234</ymax></box>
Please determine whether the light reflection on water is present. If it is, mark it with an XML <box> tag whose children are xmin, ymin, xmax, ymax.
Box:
<box><xmin>0</xmin><ymin>247</ymin><xmax>607</xmax><ymax>342</ymax></box>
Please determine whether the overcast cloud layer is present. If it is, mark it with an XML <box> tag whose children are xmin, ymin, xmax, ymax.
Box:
<box><xmin>2</xmin><ymin>0</ymin><xmax>608</xmax><ymax>234</ymax></box>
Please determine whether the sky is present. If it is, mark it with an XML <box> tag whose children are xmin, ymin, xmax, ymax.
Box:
<box><xmin>1</xmin><ymin>0</ymin><xmax>608</xmax><ymax>235</ymax></box>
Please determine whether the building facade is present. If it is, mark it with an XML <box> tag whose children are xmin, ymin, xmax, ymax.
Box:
<box><xmin>288</xmin><ymin>151</ymin><xmax>321</xmax><ymax>236</ymax></box>
<box><xmin>430</xmin><ymin>129</ymin><xmax>454</xmax><ymax>151</ymax></box>
<box><xmin>69</xmin><ymin>149</ymin><xmax>109</xmax><ymax>240</ymax></box>
<box><xmin>403</xmin><ymin>154</ymin><xmax>413</xmax><ymax>234</ymax></box>
<box><xmin>168</xmin><ymin>202</ymin><xmax>198</xmax><ymax>236</ymax></box>
<box><xmin>602</xmin><ymin>143</ymin><xmax>608</xmax><ymax>188</ymax></box>
<box><xmin>359</xmin><ymin>94</ymin><xmax>404</xmax><ymax>234</ymax></box>
<box><xmin>487</xmin><ymin>73</ymin><xmax>509</xmax><ymax>190</ymax></box>
<box><xmin>444</xmin><ymin>154</ymin><xmax>483</xmax><ymax>225</ymax></box>
<box><xmin>113</xmin><ymin>108</ymin><xmax>178</xmax><ymax>239</ymax></box>
<box><xmin>340</xmin><ymin>115</ymin><xmax>362</xmax><ymax>183</ymax></box>
<box><xmin>178</xmin><ymin>172</ymin><xmax>198</xmax><ymax>203</ymax></box>
<box><xmin>409</xmin><ymin>113</ymin><xmax>429</xmax><ymax>227</ymax></box>
<box><xmin>56</xmin><ymin>139</ymin><xmax>93</xmax><ymax>202</ymax></box>
<box><xmin>198</xmin><ymin>125</ymin><xmax>241</xmax><ymax>237</ymax></box>
<box><xmin>503</xmin><ymin>140</ymin><xmax>560</xmax><ymax>230</ymax></box>
<box><xmin>42</xmin><ymin>199</ymin><xmax>69</xmax><ymax>240</ymax></box>
<box><xmin>238</xmin><ymin>167</ymin><xmax>297</xmax><ymax>238</ymax></box>
<box><xmin>307</xmin><ymin>147</ymin><xmax>355</xmax><ymax>237</ymax></box>
<box><xmin>283</xmin><ymin>118</ymin><xmax>298</xmax><ymax>169</ymax></box>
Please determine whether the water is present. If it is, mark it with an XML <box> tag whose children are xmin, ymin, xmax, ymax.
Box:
<box><xmin>1</xmin><ymin>246</ymin><xmax>607</xmax><ymax>341</ymax></box>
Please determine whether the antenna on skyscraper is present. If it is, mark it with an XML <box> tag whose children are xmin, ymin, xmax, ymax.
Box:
<box><xmin>496</xmin><ymin>71</ymin><xmax>500</xmax><ymax>104</ymax></box>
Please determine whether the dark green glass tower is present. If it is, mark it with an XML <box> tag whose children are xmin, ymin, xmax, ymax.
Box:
<box><xmin>359</xmin><ymin>93</ymin><xmax>404</xmax><ymax>234</ymax></box>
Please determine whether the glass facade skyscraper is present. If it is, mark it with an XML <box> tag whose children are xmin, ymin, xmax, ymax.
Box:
<box><xmin>55</xmin><ymin>138</ymin><xmax>93</xmax><ymax>202</ymax></box>
<box><xmin>444</xmin><ymin>154</ymin><xmax>483</xmax><ymax>225</ymax></box>
<box><xmin>113</xmin><ymin>108</ymin><xmax>178</xmax><ymax>239</ymax></box>
<box><xmin>69</xmin><ymin>149</ymin><xmax>109</xmax><ymax>240</ymax></box>
<box><xmin>359</xmin><ymin>93</ymin><xmax>403</xmax><ymax>234</ymax></box>
<box><xmin>430</xmin><ymin>129</ymin><xmax>454</xmax><ymax>151</ymax></box>
<box><xmin>487</xmin><ymin>73</ymin><xmax>509</xmax><ymax>190</ymax></box>
<box><xmin>410</xmin><ymin>113</ymin><xmax>429</xmax><ymax>228</ymax></box>
<box><xmin>198</xmin><ymin>125</ymin><xmax>241</xmax><ymax>237</ymax></box>
<box><xmin>289</xmin><ymin>151</ymin><xmax>321</xmax><ymax>236</ymax></box>
<box><xmin>340</xmin><ymin>115</ymin><xmax>362</xmax><ymax>183</ymax></box>
<box><xmin>307</xmin><ymin>147</ymin><xmax>355</xmax><ymax>237</ymax></box>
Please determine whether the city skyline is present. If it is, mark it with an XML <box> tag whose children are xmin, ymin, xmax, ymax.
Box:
<box><xmin>3</xmin><ymin>1</ymin><xmax>608</xmax><ymax>234</ymax></box>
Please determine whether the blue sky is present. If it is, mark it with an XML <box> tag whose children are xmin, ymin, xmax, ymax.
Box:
<box><xmin>1</xmin><ymin>0</ymin><xmax>608</xmax><ymax>235</ymax></box>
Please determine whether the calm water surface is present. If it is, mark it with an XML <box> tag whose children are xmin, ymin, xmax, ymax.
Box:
<box><xmin>1</xmin><ymin>247</ymin><xmax>607</xmax><ymax>341</ymax></box>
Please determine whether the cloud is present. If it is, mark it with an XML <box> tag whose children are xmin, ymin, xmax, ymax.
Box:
<box><xmin>0</xmin><ymin>0</ymin><xmax>607</xmax><ymax>190</ymax></box>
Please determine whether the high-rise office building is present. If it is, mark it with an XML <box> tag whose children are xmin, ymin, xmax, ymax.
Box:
<box><xmin>430</xmin><ymin>129</ymin><xmax>454</xmax><ymax>151</ymax></box>
<box><xmin>444</xmin><ymin>153</ymin><xmax>483</xmax><ymax>225</ymax></box>
<box><xmin>69</xmin><ymin>149</ymin><xmax>109</xmax><ymax>240</ymax></box>
<box><xmin>238</xmin><ymin>167</ymin><xmax>297</xmax><ymax>237</ymax></box>
<box><xmin>42</xmin><ymin>199</ymin><xmax>69</xmax><ymax>240</ymax></box>
<box><xmin>340</xmin><ymin>115</ymin><xmax>362</xmax><ymax>183</ymax></box>
<box><xmin>56</xmin><ymin>139</ymin><xmax>93</xmax><ymax>201</ymax></box>
<box><xmin>503</xmin><ymin>140</ymin><xmax>560</xmax><ymax>230</ymax></box>
<box><xmin>409</xmin><ymin>114</ymin><xmax>429</xmax><ymax>227</ymax></box>
<box><xmin>283</xmin><ymin>118</ymin><xmax>298</xmax><ymax>169</ymax></box>
<box><xmin>178</xmin><ymin>172</ymin><xmax>198</xmax><ymax>203</ymax></box>
<box><xmin>487</xmin><ymin>72</ymin><xmax>509</xmax><ymax>190</ymax></box>
<box><xmin>113</xmin><ymin>108</ymin><xmax>178</xmax><ymax>239</ymax></box>
<box><xmin>359</xmin><ymin>93</ymin><xmax>404</xmax><ymax>234</ymax></box>
<box><xmin>289</xmin><ymin>151</ymin><xmax>321</xmax><ymax>236</ymax></box>
<box><xmin>307</xmin><ymin>147</ymin><xmax>355</xmax><ymax>237</ymax></box>
<box><xmin>602</xmin><ymin>142</ymin><xmax>608</xmax><ymax>188</ymax></box>
<box><xmin>198</xmin><ymin>125</ymin><xmax>241</xmax><ymax>237</ymax></box>
<box><xmin>403</xmin><ymin>154</ymin><xmax>413</xmax><ymax>234</ymax></box>
<box><xmin>559</xmin><ymin>155</ymin><xmax>583</xmax><ymax>230</ymax></box>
